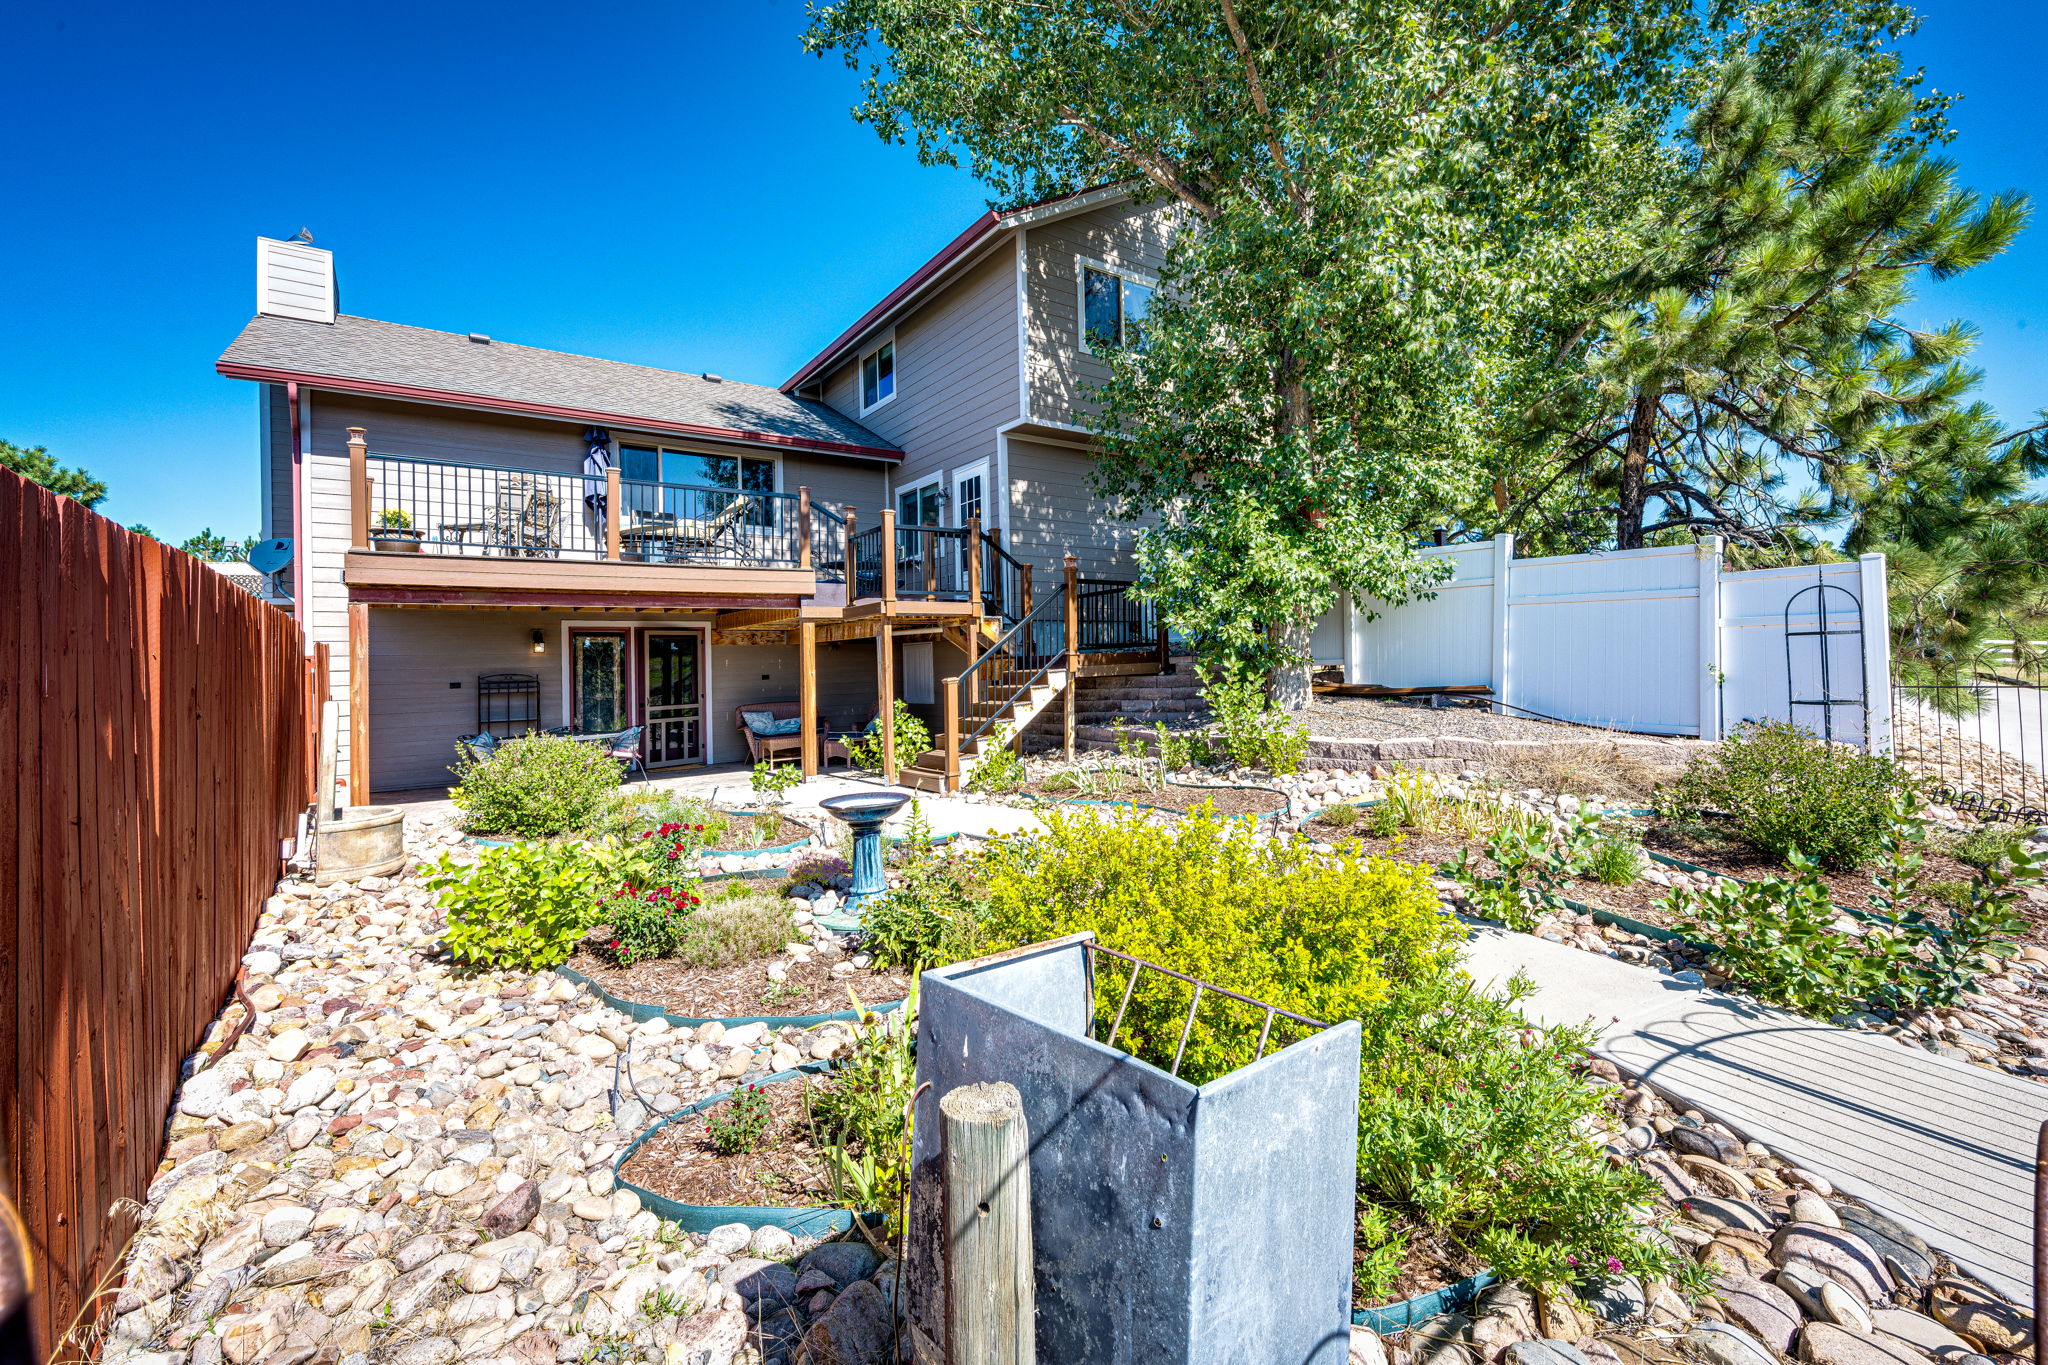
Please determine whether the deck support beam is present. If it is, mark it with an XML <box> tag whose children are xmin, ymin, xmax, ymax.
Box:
<box><xmin>799</xmin><ymin>620</ymin><xmax>819</xmax><ymax>778</ymax></box>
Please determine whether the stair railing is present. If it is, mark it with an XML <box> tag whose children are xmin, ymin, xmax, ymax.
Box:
<box><xmin>943</xmin><ymin>580</ymin><xmax>1071</xmax><ymax>787</ymax></box>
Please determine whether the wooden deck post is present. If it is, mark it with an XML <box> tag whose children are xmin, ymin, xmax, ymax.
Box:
<box><xmin>845</xmin><ymin>507</ymin><xmax>859</xmax><ymax>596</ymax></box>
<box><xmin>797</xmin><ymin>485</ymin><xmax>813</xmax><ymax>571</ymax></box>
<box><xmin>878</xmin><ymin>618</ymin><xmax>897</xmax><ymax>784</ymax></box>
<box><xmin>347</xmin><ymin>600</ymin><xmax>371</xmax><ymax>803</ymax></box>
<box><xmin>1063</xmin><ymin>554</ymin><xmax>1080</xmax><ymax>761</ymax></box>
<box><xmin>880</xmin><ymin>507</ymin><xmax>898</xmax><ymax>604</ymax></box>
<box><xmin>965</xmin><ymin>514</ymin><xmax>983</xmax><ymax>618</ymax></box>
<box><xmin>942</xmin><ymin>1082</ymin><xmax>1037</xmax><ymax>1365</ymax></box>
<box><xmin>942</xmin><ymin>676</ymin><xmax>961</xmax><ymax>792</ymax></box>
<box><xmin>799</xmin><ymin>620</ymin><xmax>819</xmax><ymax>778</ymax></box>
<box><xmin>604</xmin><ymin>466</ymin><xmax>622</xmax><ymax>561</ymax></box>
<box><xmin>1020</xmin><ymin>562</ymin><xmax>1034</xmax><ymax>619</ymax></box>
<box><xmin>347</xmin><ymin>427</ymin><xmax>369</xmax><ymax>551</ymax></box>
<box><xmin>924</xmin><ymin>526</ymin><xmax>939</xmax><ymax>599</ymax></box>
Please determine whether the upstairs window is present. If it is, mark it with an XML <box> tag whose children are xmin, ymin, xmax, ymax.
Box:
<box><xmin>860</xmin><ymin>339</ymin><xmax>896</xmax><ymax>412</ymax></box>
<box><xmin>1081</xmin><ymin>261</ymin><xmax>1155</xmax><ymax>353</ymax></box>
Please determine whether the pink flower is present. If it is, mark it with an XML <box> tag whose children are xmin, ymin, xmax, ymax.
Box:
<box><xmin>1606</xmin><ymin>1257</ymin><xmax>1623</xmax><ymax>1273</ymax></box>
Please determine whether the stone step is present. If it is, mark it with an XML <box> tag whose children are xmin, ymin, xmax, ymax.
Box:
<box><xmin>1077</xmin><ymin>696</ymin><xmax>1208</xmax><ymax>714</ymax></box>
<box><xmin>1079</xmin><ymin>675</ymin><xmax>1203</xmax><ymax>695</ymax></box>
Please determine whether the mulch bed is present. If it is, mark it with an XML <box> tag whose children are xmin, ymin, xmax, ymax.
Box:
<box><xmin>565</xmin><ymin>947</ymin><xmax>911</xmax><ymax>1021</ymax></box>
<box><xmin>619</xmin><ymin>1078</ymin><xmax>832</xmax><ymax>1209</ymax></box>
<box><xmin>707</xmin><ymin>810</ymin><xmax>812</xmax><ymax>850</ymax></box>
<box><xmin>1020</xmin><ymin>779</ymin><xmax>1287</xmax><ymax>819</ymax></box>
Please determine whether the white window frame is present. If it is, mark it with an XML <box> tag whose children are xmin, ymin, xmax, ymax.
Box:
<box><xmin>1076</xmin><ymin>256</ymin><xmax>1158</xmax><ymax>356</ymax></box>
<box><xmin>858</xmin><ymin>334</ymin><xmax>898</xmax><ymax>415</ymax></box>
<box><xmin>895</xmin><ymin>474</ymin><xmax>945</xmax><ymax>528</ymax></box>
<box><xmin>951</xmin><ymin>460</ymin><xmax>991</xmax><ymax>530</ymax></box>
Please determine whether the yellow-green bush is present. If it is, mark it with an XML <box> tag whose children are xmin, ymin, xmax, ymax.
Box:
<box><xmin>979</xmin><ymin>804</ymin><xmax>1458</xmax><ymax>1083</ymax></box>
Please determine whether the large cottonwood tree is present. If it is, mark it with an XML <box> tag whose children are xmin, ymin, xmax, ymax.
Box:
<box><xmin>804</xmin><ymin>0</ymin><xmax>1707</xmax><ymax>705</ymax></box>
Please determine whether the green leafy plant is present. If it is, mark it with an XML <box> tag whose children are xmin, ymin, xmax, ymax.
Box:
<box><xmin>603</xmin><ymin>884</ymin><xmax>703</xmax><ymax>966</ymax></box>
<box><xmin>751</xmin><ymin>760</ymin><xmax>802</xmax><ymax>808</ymax></box>
<box><xmin>968</xmin><ymin>742</ymin><xmax>1026</xmax><ymax>794</ymax></box>
<box><xmin>427</xmin><ymin>840</ymin><xmax>611</xmax><ymax>970</ymax></box>
<box><xmin>374</xmin><ymin>506</ymin><xmax>413</xmax><ymax>531</ymax></box>
<box><xmin>1040</xmin><ymin>765</ymin><xmax>1134</xmax><ymax>799</ymax></box>
<box><xmin>1157</xmin><ymin>728</ymin><xmax>1217</xmax><ymax>772</ymax></box>
<box><xmin>861</xmin><ymin>855</ymin><xmax>986</xmax><ymax>971</ymax></box>
<box><xmin>1587</xmin><ymin>837</ymin><xmax>1645</xmax><ymax>886</ymax></box>
<box><xmin>1352</xmin><ymin>1204</ymin><xmax>1409</xmax><ymax>1304</ymax></box>
<box><xmin>706</xmin><ymin>1084</ymin><xmax>773</xmax><ymax>1155</ymax></box>
<box><xmin>1672</xmin><ymin>793</ymin><xmax>2036</xmax><ymax>1016</ymax></box>
<box><xmin>808</xmin><ymin>992</ymin><xmax>917</xmax><ymax>1213</ymax></box>
<box><xmin>612</xmin><ymin>821</ymin><xmax>710</xmax><ymax>891</ymax></box>
<box><xmin>451</xmin><ymin>733</ymin><xmax>623</xmax><ymax>839</ymax></box>
<box><xmin>1319</xmin><ymin>803</ymin><xmax>1359</xmax><ymax>829</ymax></box>
<box><xmin>981</xmin><ymin>804</ymin><xmax>1459</xmax><ymax>1084</ymax></box>
<box><xmin>848</xmin><ymin>700</ymin><xmax>932</xmax><ymax>773</ymax></box>
<box><xmin>1950</xmin><ymin>825</ymin><xmax>2026</xmax><ymax>871</ymax></box>
<box><xmin>1454</xmin><ymin>807</ymin><xmax>1606</xmax><ymax>933</ymax></box>
<box><xmin>1356</xmin><ymin>971</ymin><xmax>1695</xmax><ymax>1298</ymax></box>
<box><xmin>1204</xmin><ymin>673</ymin><xmax>1309</xmax><ymax>775</ymax></box>
<box><xmin>1659</xmin><ymin>720</ymin><xmax>1914</xmax><ymax>871</ymax></box>
<box><xmin>584</xmin><ymin>788</ymin><xmax>732</xmax><ymax>845</ymax></box>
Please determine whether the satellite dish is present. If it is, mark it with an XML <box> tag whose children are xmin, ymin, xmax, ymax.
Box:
<box><xmin>248</xmin><ymin>538</ymin><xmax>294</xmax><ymax>574</ymax></box>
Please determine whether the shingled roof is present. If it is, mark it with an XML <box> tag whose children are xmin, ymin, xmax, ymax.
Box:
<box><xmin>218</xmin><ymin>314</ymin><xmax>899</xmax><ymax>460</ymax></box>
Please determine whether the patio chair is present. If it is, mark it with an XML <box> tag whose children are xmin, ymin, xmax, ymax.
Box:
<box><xmin>592</xmin><ymin>724</ymin><xmax>647</xmax><ymax>782</ymax></box>
<box><xmin>671</xmin><ymin>493</ymin><xmax>755</xmax><ymax>563</ymax></box>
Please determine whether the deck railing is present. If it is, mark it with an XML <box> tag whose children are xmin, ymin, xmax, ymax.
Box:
<box><xmin>1076</xmin><ymin>577</ymin><xmax>1158</xmax><ymax>653</ymax></box>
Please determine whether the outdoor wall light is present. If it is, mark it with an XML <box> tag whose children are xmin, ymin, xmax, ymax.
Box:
<box><xmin>530</xmin><ymin>629</ymin><xmax>547</xmax><ymax>655</ymax></box>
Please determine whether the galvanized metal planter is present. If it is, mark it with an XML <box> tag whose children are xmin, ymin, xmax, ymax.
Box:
<box><xmin>906</xmin><ymin>933</ymin><xmax>1362</xmax><ymax>1365</ymax></box>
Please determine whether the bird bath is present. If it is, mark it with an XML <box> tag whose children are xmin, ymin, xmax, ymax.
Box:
<box><xmin>816</xmin><ymin>791</ymin><xmax>913</xmax><ymax>932</ymax></box>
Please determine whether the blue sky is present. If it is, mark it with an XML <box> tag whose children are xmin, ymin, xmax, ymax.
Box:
<box><xmin>3</xmin><ymin>1</ymin><xmax>2042</xmax><ymax>544</ymax></box>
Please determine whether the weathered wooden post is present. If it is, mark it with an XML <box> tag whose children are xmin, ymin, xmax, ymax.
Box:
<box><xmin>881</xmin><ymin>507</ymin><xmax>899</xmax><ymax>603</ymax></box>
<box><xmin>1063</xmin><ymin>554</ymin><xmax>1080</xmax><ymax>760</ymax></box>
<box><xmin>605</xmin><ymin>466</ymin><xmax>622</xmax><ymax>561</ymax></box>
<box><xmin>942</xmin><ymin>1082</ymin><xmax>1036</xmax><ymax>1365</ymax></box>
<box><xmin>942</xmin><ymin>676</ymin><xmax>962</xmax><ymax>792</ymax></box>
<box><xmin>797</xmin><ymin>485</ymin><xmax>813</xmax><ymax>570</ymax></box>
<box><xmin>347</xmin><ymin>427</ymin><xmax>369</xmax><ymax>551</ymax></box>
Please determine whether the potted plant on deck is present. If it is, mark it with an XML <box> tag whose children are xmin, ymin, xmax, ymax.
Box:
<box><xmin>370</xmin><ymin>507</ymin><xmax>424</xmax><ymax>552</ymax></box>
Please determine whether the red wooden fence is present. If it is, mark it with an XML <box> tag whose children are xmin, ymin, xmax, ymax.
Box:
<box><xmin>0</xmin><ymin>471</ymin><xmax>314</xmax><ymax>1351</ymax></box>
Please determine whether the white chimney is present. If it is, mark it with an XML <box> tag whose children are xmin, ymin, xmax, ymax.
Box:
<box><xmin>255</xmin><ymin>237</ymin><xmax>336</xmax><ymax>324</ymax></box>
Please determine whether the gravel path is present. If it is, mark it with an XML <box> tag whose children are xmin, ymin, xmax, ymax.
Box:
<box><xmin>1306</xmin><ymin>694</ymin><xmax>1668</xmax><ymax>744</ymax></box>
<box><xmin>102</xmin><ymin>810</ymin><xmax>901</xmax><ymax>1365</ymax></box>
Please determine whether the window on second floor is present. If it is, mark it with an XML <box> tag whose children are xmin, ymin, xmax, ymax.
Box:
<box><xmin>618</xmin><ymin>444</ymin><xmax>777</xmax><ymax>525</ymax></box>
<box><xmin>860</xmin><ymin>339</ymin><xmax>896</xmax><ymax>413</ymax></box>
<box><xmin>1080</xmin><ymin>261</ymin><xmax>1155</xmax><ymax>354</ymax></box>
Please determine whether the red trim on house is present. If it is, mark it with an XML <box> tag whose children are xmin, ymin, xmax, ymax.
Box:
<box><xmin>347</xmin><ymin>587</ymin><xmax>803</xmax><ymax>609</ymax></box>
<box><xmin>779</xmin><ymin>211</ymin><xmax>1004</xmax><ymax>394</ymax></box>
<box><xmin>216</xmin><ymin>362</ymin><xmax>903</xmax><ymax>462</ymax></box>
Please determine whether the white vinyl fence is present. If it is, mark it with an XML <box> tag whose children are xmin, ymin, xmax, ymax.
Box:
<box><xmin>1314</xmin><ymin>536</ymin><xmax>1892</xmax><ymax>749</ymax></box>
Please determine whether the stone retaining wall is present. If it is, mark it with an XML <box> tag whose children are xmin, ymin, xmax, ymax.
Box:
<box><xmin>1304</xmin><ymin>733</ymin><xmax>1707</xmax><ymax>772</ymax></box>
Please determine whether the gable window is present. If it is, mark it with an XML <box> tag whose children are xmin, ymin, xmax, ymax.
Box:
<box><xmin>860</xmin><ymin>339</ymin><xmax>896</xmax><ymax>412</ymax></box>
<box><xmin>1080</xmin><ymin>261</ymin><xmax>1155</xmax><ymax>353</ymax></box>
<box><xmin>618</xmin><ymin>444</ymin><xmax>777</xmax><ymax>525</ymax></box>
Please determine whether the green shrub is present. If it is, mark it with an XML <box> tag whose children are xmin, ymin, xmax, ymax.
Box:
<box><xmin>451</xmin><ymin>734</ymin><xmax>623</xmax><ymax>838</ymax></box>
<box><xmin>807</xmin><ymin>995</ymin><xmax>916</xmax><ymax>1213</ymax></box>
<box><xmin>603</xmin><ymin>885</ymin><xmax>704</xmax><ymax>966</ymax></box>
<box><xmin>1205</xmin><ymin>673</ymin><xmax>1310</xmax><ymax>776</ymax></box>
<box><xmin>1950</xmin><ymin>825</ymin><xmax>2025</xmax><ymax>871</ymax></box>
<box><xmin>1158</xmin><ymin>728</ymin><xmax>1217</xmax><ymax>771</ymax></box>
<box><xmin>849</xmin><ymin>700</ymin><xmax>932</xmax><ymax>773</ymax></box>
<box><xmin>751</xmin><ymin>760</ymin><xmax>802</xmax><ymax>808</ymax></box>
<box><xmin>667</xmin><ymin>894</ymin><xmax>796</xmax><ymax>969</ymax></box>
<box><xmin>427</xmin><ymin>840</ymin><xmax>611</xmax><ymax>970</ymax></box>
<box><xmin>980</xmin><ymin>804</ymin><xmax>1459</xmax><ymax>1084</ymax></box>
<box><xmin>613</xmin><ymin>821</ymin><xmax>711</xmax><ymax>891</ymax></box>
<box><xmin>1587</xmin><ymin>837</ymin><xmax>1645</xmax><ymax>885</ymax></box>
<box><xmin>968</xmin><ymin>744</ymin><xmax>1026</xmax><ymax>794</ymax></box>
<box><xmin>707</xmin><ymin>1084</ymin><xmax>772</xmax><ymax>1155</ymax></box>
<box><xmin>584</xmin><ymin>788</ymin><xmax>732</xmax><ymax>845</ymax></box>
<box><xmin>861</xmin><ymin>856</ymin><xmax>987</xmax><ymax>971</ymax></box>
<box><xmin>1352</xmin><ymin>1204</ymin><xmax>1409</xmax><ymax>1304</ymax></box>
<box><xmin>1670</xmin><ymin>796</ymin><xmax>2034</xmax><ymax>1015</ymax></box>
<box><xmin>1356</xmin><ymin>972</ymin><xmax>1693</xmax><ymax>1297</ymax></box>
<box><xmin>1453</xmin><ymin>808</ymin><xmax>1606</xmax><ymax>933</ymax></box>
<box><xmin>1660</xmin><ymin>720</ymin><xmax>1912</xmax><ymax>871</ymax></box>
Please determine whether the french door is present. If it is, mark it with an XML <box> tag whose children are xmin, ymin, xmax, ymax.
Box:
<box><xmin>569</xmin><ymin>631</ymin><xmax>630</xmax><ymax>734</ymax></box>
<box><xmin>642</xmin><ymin>631</ymin><xmax>704</xmax><ymax>766</ymax></box>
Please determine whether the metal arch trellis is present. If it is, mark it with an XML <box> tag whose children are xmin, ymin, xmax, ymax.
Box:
<box><xmin>1784</xmin><ymin>575</ymin><xmax>1867</xmax><ymax>745</ymax></box>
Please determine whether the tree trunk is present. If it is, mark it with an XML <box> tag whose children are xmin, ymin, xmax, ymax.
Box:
<box><xmin>1267</xmin><ymin>611</ymin><xmax>1314</xmax><ymax>711</ymax></box>
<box><xmin>1616</xmin><ymin>391</ymin><xmax>1656</xmax><ymax>550</ymax></box>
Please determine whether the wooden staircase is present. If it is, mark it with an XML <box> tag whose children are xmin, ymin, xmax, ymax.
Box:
<box><xmin>900</xmin><ymin>666</ymin><xmax>1071</xmax><ymax>792</ymax></box>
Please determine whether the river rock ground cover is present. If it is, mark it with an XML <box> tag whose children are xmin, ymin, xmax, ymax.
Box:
<box><xmin>99</xmin><ymin>811</ymin><xmax>901</xmax><ymax>1365</ymax></box>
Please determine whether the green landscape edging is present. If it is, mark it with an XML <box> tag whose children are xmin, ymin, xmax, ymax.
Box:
<box><xmin>1354</xmin><ymin>1268</ymin><xmax>1497</xmax><ymax>1334</ymax></box>
<box><xmin>614</xmin><ymin>1062</ymin><xmax>877</xmax><ymax>1238</ymax></box>
<box><xmin>557</xmin><ymin>962</ymin><xmax>907</xmax><ymax>1031</ymax></box>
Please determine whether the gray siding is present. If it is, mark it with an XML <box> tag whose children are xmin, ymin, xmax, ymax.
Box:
<box><xmin>819</xmin><ymin>242</ymin><xmax>1022</xmax><ymax>528</ymax></box>
<box><xmin>366</xmin><ymin>606</ymin><xmax>881</xmax><ymax>792</ymax></box>
<box><xmin>261</xmin><ymin>383</ymin><xmax>293</xmax><ymax>542</ymax></box>
<box><xmin>1023</xmin><ymin>201</ymin><xmax>1177</xmax><ymax>428</ymax></box>
<box><xmin>1005</xmin><ymin>437</ymin><xmax>1146</xmax><ymax>579</ymax></box>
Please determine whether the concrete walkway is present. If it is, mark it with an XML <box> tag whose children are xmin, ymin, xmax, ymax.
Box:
<box><xmin>1464</xmin><ymin>923</ymin><xmax>2048</xmax><ymax>1303</ymax></box>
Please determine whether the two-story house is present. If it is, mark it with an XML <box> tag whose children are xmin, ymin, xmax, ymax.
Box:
<box><xmin>218</xmin><ymin>187</ymin><xmax>1177</xmax><ymax>797</ymax></box>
